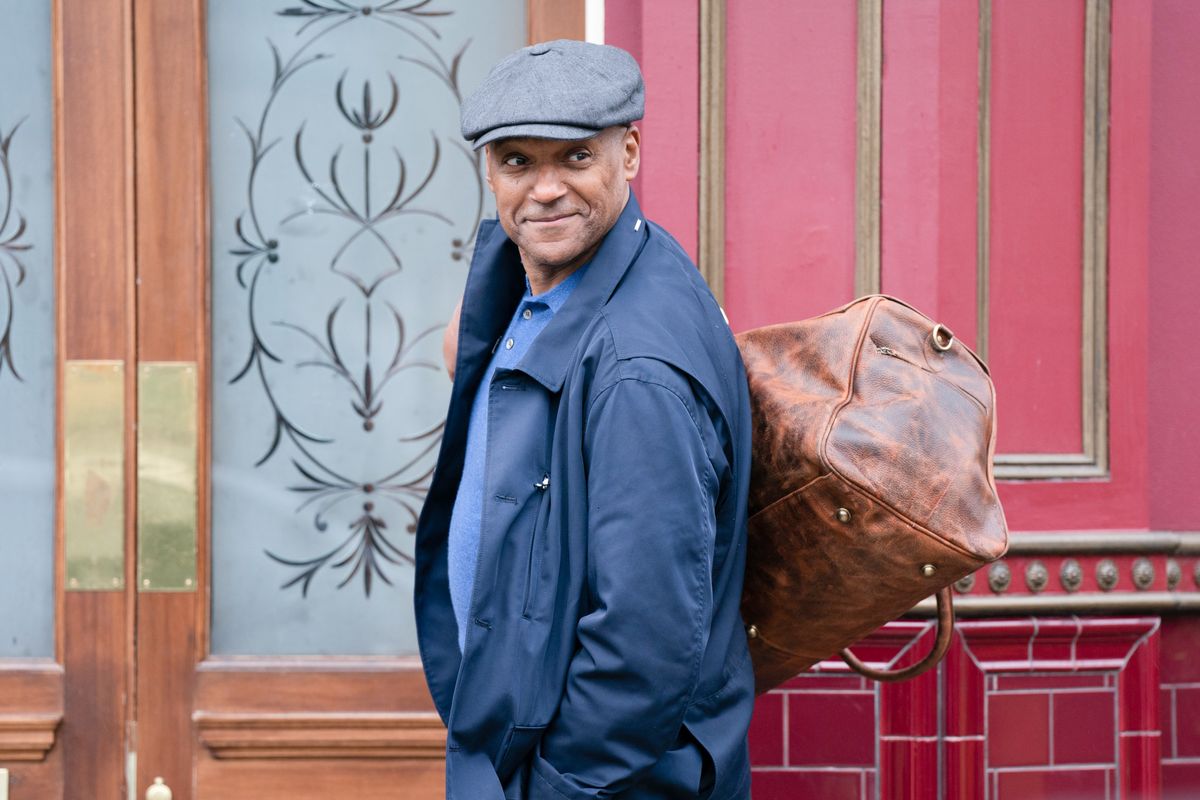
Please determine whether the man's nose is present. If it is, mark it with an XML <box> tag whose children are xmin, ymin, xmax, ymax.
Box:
<box><xmin>529</xmin><ymin>164</ymin><xmax>568</xmax><ymax>204</ymax></box>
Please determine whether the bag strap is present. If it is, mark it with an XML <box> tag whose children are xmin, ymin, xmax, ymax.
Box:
<box><xmin>838</xmin><ymin>588</ymin><xmax>955</xmax><ymax>682</ymax></box>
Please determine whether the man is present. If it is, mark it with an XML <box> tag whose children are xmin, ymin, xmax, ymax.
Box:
<box><xmin>414</xmin><ymin>39</ymin><xmax>754</xmax><ymax>799</ymax></box>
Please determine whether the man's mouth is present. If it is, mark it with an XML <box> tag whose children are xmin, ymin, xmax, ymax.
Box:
<box><xmin>525</xmin><ymin>212</ymin><xmax>577</xmax><ymax>224</ymax></box>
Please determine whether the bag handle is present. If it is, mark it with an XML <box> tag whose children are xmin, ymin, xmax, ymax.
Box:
<box><xmin>838</xmin><ymin>588</ymin><xmax>954</xmax><ymax>682</ymax></box>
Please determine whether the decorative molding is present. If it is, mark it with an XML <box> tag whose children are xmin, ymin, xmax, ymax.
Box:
<box><xmin>1168</xmin><ymin>560</ymin><xmax>1182</xmax><ymax>590</ymax></box>
<box><xmin>193</xmin><ymin>711</ymin><xmax>445</xmax><ymax>760</ymax></box>
<box><xmin>1060</xmin><ymin>559</ymin><xmax>1083</xmax><ymax>592</ymax></box>
<box><xmin>0</xmin><ymin>713</ymin><xmax>61</xmax><ymax>762</ymax></box>
<box><xmin>1025</xmin><ymin>560</ymin><xmax>1049</xmax><ymax>593</ymax></box>
<box><xmin>1006</xmin><ymin>531</ymin><xmax>1200</xmax><ymax>555</ymax></box>
<box><xmin>1097</xmin><ymin>558</ymin><xmax>1119</xmax><ymax>591</ymax></box>
<box><xmin>912</xmin><ymin>592</ymin><xmax>1200</xmax><ymax>617</ymax></box>
<box><xmin>854</xmin><ymin>0</ymin><xmax>882</xmax><ymax>297</ymax></box>
<box><xmin>987</xmin><ymin>561</ymin><xmax>1010</xmax><ymax>594</ymax></box>
<box><xmin>976</xmin><ymin>0</ymin><xmax>992</xmax><ymax>364</ymax></box>
<box><xmin>985</xmin><ymin>0</ymin><xmax>1111</xmax><ymax>480</ymax></box>
<box><xmin>1132</xmin><ymin>558</ymin><xmax>1155</xmax><ymax>591</ymax></box>
<box><xmin>698</xmin><ymin>0</ymin><xmax>726</xmax><ymax>303</ymax></box>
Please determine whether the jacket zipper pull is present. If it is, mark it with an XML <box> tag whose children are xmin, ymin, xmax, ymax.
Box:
<box><xmin>534</xmin><ymin>474</ymin><xmax>550</xmax><ymax>491</ymax></box>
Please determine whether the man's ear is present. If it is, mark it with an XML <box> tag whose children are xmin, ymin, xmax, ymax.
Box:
<box><xmin>622</xmin><ymin>125</ymin><xmax>641</xmax><ymax>182</ymax></box>
<box><xmin>483</xmin><ymin>145</ymin><xmax>495</xmax><ymax>194</ymax></box>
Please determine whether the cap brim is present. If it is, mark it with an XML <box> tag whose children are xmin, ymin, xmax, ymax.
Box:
<box><xmin>471</xmin><ymin>122</ymin><xmax>604</xmax><ymax>150</ymax></box>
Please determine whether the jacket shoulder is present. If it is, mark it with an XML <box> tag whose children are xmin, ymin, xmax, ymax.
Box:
<box><xmin>593</xmin><ymin>222</ymin><xmax>744</xmax><ymax>411</ymax></box>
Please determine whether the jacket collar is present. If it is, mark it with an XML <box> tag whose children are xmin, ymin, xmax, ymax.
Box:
<box><xmin>459</xmin><ymin>190</ymin><xmax>649</xmax><ymax>393</ymax></box>
<box><xmin>519</xmin><ymin>190</ymin><xmax>649</xmax><ymax>390</ymax></box>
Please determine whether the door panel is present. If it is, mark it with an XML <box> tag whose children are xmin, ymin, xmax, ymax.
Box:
<box><xmin>204</xmin><ymin>0</ymin><xmax>525</xmax><ymax>656</ymax></box>
<box><xmin>0</xmin><ymin>0</ymin><xmax>56</xmax><ymax>660</ymax></box>
<box><xmin>130</xmin><ymin>2</ymin><xmax>582</xmax><ymax>798</ymax></box>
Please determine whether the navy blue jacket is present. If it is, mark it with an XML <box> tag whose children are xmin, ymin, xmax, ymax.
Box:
<box><xmin>415</xmin><ymin>191</ymin><xmax>755</xmax><ymax>799</ymax></box>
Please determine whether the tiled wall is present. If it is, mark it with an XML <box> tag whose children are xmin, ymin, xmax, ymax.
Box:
<box><xmin>748</xmin><ymin>617</ymin><xmax>1189</xmax><ymax>799</ymax></box>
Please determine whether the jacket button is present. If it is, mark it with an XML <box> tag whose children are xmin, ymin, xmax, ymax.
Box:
<box><xmin>835</xmin><ymin>507</ymin><xmax>852</xmax><ymax>523</ymax></box>
<box><xmin>505</xmin><ymin>338</ymin><xmax>514</xmax><ymax>350</ymax></box>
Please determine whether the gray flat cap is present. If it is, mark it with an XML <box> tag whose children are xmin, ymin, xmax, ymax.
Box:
<box><xmin>461</xmin><ymin>39</ymin><xmax>644</xmax><ymax>150</ymax></box>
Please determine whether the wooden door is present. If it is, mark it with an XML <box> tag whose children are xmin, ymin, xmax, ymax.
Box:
<box><xmin>130</xmin><ymin>2</ymin><xmax>584</xmax><ymax>800</ymax></box>
<box><xmin>0</xmin><ymin>2</ymin><xmax>583</xmax><ymax>799</ymax></box>
<box><xmin>0</xmin><ymin>0</ymin><xmax>138</xmax><ymax>797</ymax></box>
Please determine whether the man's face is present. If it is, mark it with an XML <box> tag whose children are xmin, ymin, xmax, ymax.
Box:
<box><xmin>484</xmin><ymin>126</ymin><xmax>641</xmax><ymax>275</ymax></box>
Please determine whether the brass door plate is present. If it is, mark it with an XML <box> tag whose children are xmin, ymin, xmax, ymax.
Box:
<box><xmin>137</xmin><ymin>362</ymin><xmax>198</xmax><ymax>591</ymax></box>
<box><xmin>64</xmin><ymin>360</ymin><xmax>126</xmax><ymax>591</ymax></box>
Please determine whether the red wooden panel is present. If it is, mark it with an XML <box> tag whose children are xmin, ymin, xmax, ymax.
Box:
<box><xmin>879</xmin><ymin>0</ymin><xmax>981</xmax><ymax>352</ymax></box>
<box><xmin>996</xmin><ymin>0</ymin><xmax>1152</xmax><ymax>530</ymax></box>
<box><xmin>605</xmin><ymin>0</ymin><xmax>700</xmax><ymax>260</ymax></box>
<box><xmin>724</xmin><ymin>0</ymin><xmax>857</xmax><ymax>329</ymax></box>
<box><xmin>987</xmin><ymin>0</ymin><xmax>1085</xmax><ymax>455</ymax></box>
<box><xmin>1149</xmin><ymin>0</ymin><xmax>1200</xmax><ymax>530</ymax></box>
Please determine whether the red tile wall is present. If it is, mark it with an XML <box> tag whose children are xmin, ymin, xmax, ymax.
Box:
<box><xmin>749</xmin><ymin>617</ymin><xmax>1169</xmax><ymax>799</ymax></box>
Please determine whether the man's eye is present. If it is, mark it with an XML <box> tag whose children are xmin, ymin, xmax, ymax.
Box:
<box><xmin>503</xmin><ymin>155</ymin><xmax>527</xmax><ymax>167</ymax></box>
<box><xmin>567</xmin><ymin>151</ymin><xmax>591</xmax><ymax>162</ymax></box>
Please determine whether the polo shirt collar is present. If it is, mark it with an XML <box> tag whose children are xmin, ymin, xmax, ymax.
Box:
<box><xmin>457</xmin><ymin>189</ymin><xmax>649</xmax><ymax>394</ymax></box>
<box><xmin>515</xmin><ymin>190</ymin><xmax>648</xmax><ymax>391</ymax></box>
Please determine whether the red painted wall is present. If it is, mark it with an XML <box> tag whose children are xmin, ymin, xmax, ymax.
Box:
<box><xmin>605</xmin><ymin>0</ymin><xmax>700</xmax><ymax>262</ymax></box>
<box><xmin>724</xmin><ymin>0</ymin><xmax>858</xmax><ymax>328</ymax></box>
<box><xmin>610</xmin><ymin>0</ymin><xmax>1200</xmax><ymax>795</ymax></box>
<box><xmin>1149</xmin><ymin>0</ymin><xmax>1200</xmax><ymax>531</ymax></box>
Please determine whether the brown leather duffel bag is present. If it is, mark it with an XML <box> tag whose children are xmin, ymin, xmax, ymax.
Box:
<box><xmin>735</xmin><ymin>295</ymin><xmax>1008</xmax><ymax>694</ymax></box>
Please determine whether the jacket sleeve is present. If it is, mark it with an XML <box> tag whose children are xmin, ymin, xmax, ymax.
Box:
<box><xmin>529</xmin><ymin>372</ymin><xmax>720</xmax><ymax>799</ymax></box>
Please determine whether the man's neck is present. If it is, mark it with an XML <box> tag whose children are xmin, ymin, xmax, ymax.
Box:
<box><xmin>521</xmin><ymin>243</ymin><xmax>602</xmax><ymax>296</ymax></box>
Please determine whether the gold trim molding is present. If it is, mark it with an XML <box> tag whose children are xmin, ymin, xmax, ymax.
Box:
<box><xmin>984</xmin><ymin>0</ymin><xmax>1111</xmax><ymax>480</ymax></box>
<box><xmin>194</xmin><ymin>712</ymin><xmax>446</xmax><ymax>760</ymax></box>
<box><xmin>854</xmin><ymin>0</ymin><xmax>882</xmax><ymax>297</ymax></box>
<box><xmin>698</xmin><ymin>0</ymin><xmax>726</xmax><ymax>304</ymax></box>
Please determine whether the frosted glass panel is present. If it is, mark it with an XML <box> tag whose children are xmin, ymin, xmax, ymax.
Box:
<box><xmin>0</xmin><ymin>1</ymin><xmax>56</xmax><ymax>658</ymax></box>
<box><xmin>209</xmin><ymin>0</ymin><xmax>525</xmax><ymax>654</ymax></box>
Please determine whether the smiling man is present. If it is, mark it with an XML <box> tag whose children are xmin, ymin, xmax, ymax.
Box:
<box><xmin>414</xmin><ymin>40</ymin><xmax>754</xmax><ymax>800</ymax></box>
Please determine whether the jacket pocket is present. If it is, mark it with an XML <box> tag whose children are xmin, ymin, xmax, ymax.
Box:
<box><xmin>496</xmin><ymin>724</ymin><xmax>547</xmax><ymax>787</ymax></box>
<box><xmin>521</xmin><ymin>476</ymin><xmax>551</xmax><ymax>618</ymax></box>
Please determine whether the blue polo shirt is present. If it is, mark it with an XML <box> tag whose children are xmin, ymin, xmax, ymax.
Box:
<box><xmin>447</xmin><ymin>263</ymin><xmax>589</xmax><ymax>652</ymax></box>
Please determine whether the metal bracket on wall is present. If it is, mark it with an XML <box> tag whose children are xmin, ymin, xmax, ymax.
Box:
<box><xmin>136</xmin><ymin>362</ymin><xmax>198</xmax><ymax>592</ymax></box>
<box><xmin>64</xmin><ymin>360</ymin><xmax>126</xmax><ymax>591</ymax></box>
